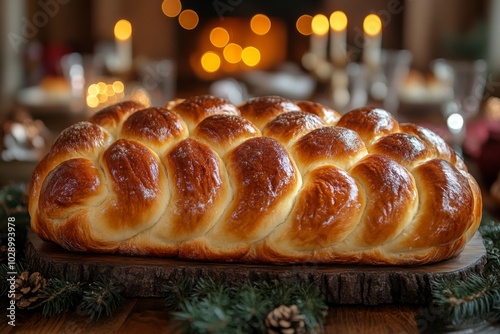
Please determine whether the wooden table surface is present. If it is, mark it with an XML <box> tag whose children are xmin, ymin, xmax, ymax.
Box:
<box><xmin>2</xmin><ymin>297</ymin><xmax>499</xmax><ymax>334</ymax></box>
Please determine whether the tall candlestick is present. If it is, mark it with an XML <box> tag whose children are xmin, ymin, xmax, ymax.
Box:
<box><xmin>310</xmin><ymin>14</ymin><xmax>329</xmax><ymax>61</ymax></box>
<box><xmin>362</xmin><ymin>14</ymin><xmax>382</xmax><ymax>70</ymax></box>
<box><xmin>329</xmin><ymin>11</ymin><xmax>348</xmax><ymax>68</ymax></box>
<box><xmin>113</xmin><ymin>19</ymin><xmax>133</xmax><ymax>73</ymax></box>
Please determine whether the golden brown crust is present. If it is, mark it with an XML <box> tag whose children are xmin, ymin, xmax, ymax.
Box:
<box><xmin>97</xmin><ymin>139</ymin><xmax>168</xmax><ymax>241</ymax></box>
<box><xmin>295</xmin><ymin>100</ymin><xmax>341</xmax><ymax>125</ymax></box>
<box><xmin>350</xmin><ymin>154</ymin><xmax>418</xmax><ymax>247</ymax></box>
<box><xmin>291</xmin><ymin>126</ymin><xmax>367</xmax><ymax>173</ymax></box>
<box><xmin>239</xmin><ymin>96</ymin><xmax>302</xmax><ymax>130</ymax></box>
<box><xmin>159</xmin><ymin>138</ymin><xmax>230</xmax><ymax>241</ymax></box>
<box><xmin>370</xmin><ymin>133</ymin><xmax>430</xmax><ymax>169</ymax></box>
<box><xmin>263</xmin><ymin>166</ymin><xmax>363</xmax><ymax>254</ymax></box>
<box><xmin>28</xmin><ymin>99</ymin><xmax>482</xmax><ymax>265</ymax></box>
<box><xmin>399</xmin><ymin>123</ymin><xmax>466</xmax><ymax>170</ymax></box>
<box><xmin>263</xmin><ymin>112</ymin><xmax>325</xmax><ymax>147</ymax></box>
<box><xmin>336</xmin><ymin>106</ymin><xmax>399</xmax><ymax>146</ymax></box>
<box><xmin>119</xmin><ymin>107</ymin><xmax>188</xmax><ymax>155</ymax></box>
<box><xmin>192</xmin><ymin>114</ymin><xmax>260</xmax><ymax>157</ymax></box>
<box><xmin>391</xmin><ymin>159</ymin><xmax>475</xmax><ymax>249</ymax></box>
<box><xmin>89</xmin><ymin>100</ymin><xmax>145</xmax><ymax>137</ymax></box>
<box><xmin>167</xmin><ymin>95</ymin><xmax>240</xmax><ymax>132</ymax></box>
<box><xmin>211</xmin><ymin>137</ymin><xmax>300</xmax><ymax>244</ymax></box>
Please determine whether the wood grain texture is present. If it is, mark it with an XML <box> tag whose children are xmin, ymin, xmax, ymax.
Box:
<box><xmin>25</xmin><ymin>229</ymin><xmax>487</xmax><ymax>305</ymax></box>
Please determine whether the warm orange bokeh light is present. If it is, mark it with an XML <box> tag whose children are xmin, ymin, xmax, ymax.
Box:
<box><xmin>311</xmin><ymin>14</ymin><xmax>329</xmax><ymax>36</ymax></box>
<box><xmin>114</xmin><ymin>19</ymin><xmax>132</xmax><ymax>40</ymax></box>
<box><xmin>330</xmin><ymin>11</ymin><xmax>348</xmax><ymax>32</ymax></box>
<box><xmin>210</xmin><ymin>27</ymin><xmax>230</xmax><ymax>48</ymax></box>
<box><xmin>363</xmin><ymin>14</ymin><xmax>382</xmax><ymax>36</ymax></box>
<box><xmin>242</xmin><ymin>46</ymin><xmax>260</xmax><ymax>66</ymax></box>
<box><xmin>223</xmin><ymin>43</ymin><xmax>242</xmax><ymax>64</ymax></box>
<box><xmin>201</xmin><ymin>51</ymin><xmax>221</xmax><ymax>72</ymax></box>
<box><xmin>250</xmin><ymin>14</ymin><xmax>271</xmax><ymax>35</ymax></box>
<box><xmin>296</xmin><ymin>14</ymin><xmax>313</xmax><ymax>35</ymax></box>
<box><xmin>161</xmin><ymin>0</ymin><xmax>181</xmax><ymax>18</ymax></box>
<box><xmin>179</xmin><ymin>9</ymin><xmax>199</xmax><ymax>30</ymax></box>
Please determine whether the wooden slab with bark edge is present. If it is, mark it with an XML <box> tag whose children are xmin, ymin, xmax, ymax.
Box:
<box><xmin>25</xmin><ymin>229</ymin><xmax>487</xmax><ymax>305</ymax></box>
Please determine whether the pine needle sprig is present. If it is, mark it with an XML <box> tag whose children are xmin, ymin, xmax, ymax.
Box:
<box><xmin>231</xmin><ymin>284</ymin><xmax>273</xmax><ymax>333</ymax></box>
<box><xmin>166</xmin><ymin>278</ymin><xmax>328</xmax><ymax>333</ymax></box>
<box><xmin>78</xmin><ymin>278</ymin><xmax>125</xmax><ymax>320</ymax></box>
<box><xmin>38</xmin><ymin>277</ymin><xmax>83</xmax><ymax>317</ymax></box>
<box><xmin>292</xmin><ymin>282</ymin><xmax>329</xmax><ymax>332</ymax></box>
<box><xmin>479</xmin><ymin>215</ymin><xmax>500</xmax><ymax>274</ymax></box>
<box><xmin>163</xmin><ymin>276</ymin><xmax>196</xmax><ymax>311</ymax></box>
<box><xmin>431</xmin><ymin>273</ymin><xmax>500</xmax><ymax>326</ymax></box>
<box><xmin>191</xmin><ymin>277</ymin><xmax>229</xmax><ymax>301</ymax></box>
<box><xmin>172</xmin><ymin>298</ymin><xmax>237</xmax><ymax>334</ymax></box>
<box><xmin>254</xmin><ymin>280</ymin><xmax>294</xmax><ymax>306</ymax></box>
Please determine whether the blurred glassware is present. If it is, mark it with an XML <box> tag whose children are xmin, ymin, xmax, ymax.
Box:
<box><xmin>210</xmin><ymin>78</ymin><xmax>248</xmax><ymax>105</ymax></box>
<box><xmin>432</xmin><ymin>58</ymin><xmax>488</xmax><ymax>154</ymax></box>
<box><xmin>329</xmin><ymin>49</ymin><xmax>412</xmax><ymax>114</ymax></box>
<box><xmin>380</xmin><ymin>49</ymin><xmax>413</xmax><ymax>114</ymax></box>
<box><xmin>60</xmin><ymin>52</ymin><xmax>86</xmax><ymax>112</ymax></box>
<box><xmin>137</xmin><ymin>58</ymin><xmax>176</xmax><ymax>107</ymax></box>
<box><xmin>242</xmin><ymin>62</ymin><xmax>316</xmax><ymax>100</ymax></box>
<box><xmin>433</xmin><ymin>58</ymin><xmax>488</xmax><ymax>120</ymax></box>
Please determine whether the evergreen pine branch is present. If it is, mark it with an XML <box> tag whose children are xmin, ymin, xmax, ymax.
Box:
<box><xmin>38</xmin><ymin>277</ymin><xmax>83</xmax><ymax>317</ymax></box>
<box><xmin>172</xmin><ymin>298</ymin><xmax>236</xmax><ymax>334</ymax></box>
<box><xmin>192</xmin><ymin>277</ymin><xmax>231</xmax><ymax>301</ymax></box>
<box><xmin>431</xmin><ymin>273</ymin><xmax>500</xmax><ymax>326</ymax></box>
<box><xmin>231</xmin><ymin>284</ymin><xmax>272</xmax><ymax>333</ymax></box>
<box><xmin>163</xmin><ymin>276</ymin><xmax>196</xmax><ymax>311</ymax></box>
<box><xmin>78</xmin><ymin>278</ymin><xmax>125</xmax><ymax>320</ymax></box>
<box><xmin>292</xmin><ymin>282</ymin><xmax>328</xmax><ymax>333</ymax></box>
<box><xmin>167</xmin><ymin>278</ymin><xmax>328</xmax><ymax>333</ymax></box>
<box><xmin>430</xmin><ymin>215</ymin><xmax>500</xmax><ymax>327</ymax></box>
<box><xmin>254</xmin><ymin>280</ymin><xmax>294</xmax><ymax>306</ymax></box>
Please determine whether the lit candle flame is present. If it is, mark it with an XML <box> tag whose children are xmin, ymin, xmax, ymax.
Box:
<box><xmin>114</xmin><ymin>19</ymin><xmax>132</xmax><ymax>41</ymax></box>
<box><xmin>363</xmin><ymin>14</ymin><xmax>382</xmax><ymax>37</ymax></box>
<box><xmin>311</xmin><ymin>14</ymin><xmax>329</xmax><ymax>36</ymax></box>
<box><xmin>330</xmin><ymin>11</ymin><xmax>347</xmax><ymax>32</ymax></box>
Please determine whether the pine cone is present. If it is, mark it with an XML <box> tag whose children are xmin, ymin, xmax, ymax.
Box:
<box><xmin>14</xmin><ymin>271</ymin><xmax>47</xmax><ymax>308</ymax></box>
<box><xmin>265</xmin><ymin>304</ymin><xmax>305</xmax><ymax>334</ymax></box>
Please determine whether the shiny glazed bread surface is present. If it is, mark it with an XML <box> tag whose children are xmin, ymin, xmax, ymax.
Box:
<box><xmin>28</xmin><ymin>95</ymin><xmax>482</xmax><ymax>264</ymax></box>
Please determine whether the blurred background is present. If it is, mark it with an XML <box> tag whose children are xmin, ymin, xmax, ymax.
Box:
<box><xmin>0</xmin><ymin>0</ymin><xmax>499</xmax><ymax>213</ymax></box>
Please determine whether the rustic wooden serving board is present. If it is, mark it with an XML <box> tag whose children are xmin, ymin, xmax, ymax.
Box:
<box><xmin>25</xmin><ymin>229</ymin><xmax>487</xmax><ymax>305</ymax></box>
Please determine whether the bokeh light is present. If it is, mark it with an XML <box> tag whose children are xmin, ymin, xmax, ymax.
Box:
<box><xmin>201</xmin><ymin>51</ymin><xmax>221</xmax><ymax>72</ymax></box>
<box><xmin>161</xmin><ymin>0</ymin><xmax>181</xmax><ymax>18</ymax></box>
<box><xmin>296</xmin><ymin>14</ymin><xmax>313</xmax><ymax>35</ymax></box>
<box><xmin>87</xmin><ymin>81</ymin><xmax>125</xmax><ymax>109</ymax></box>
<box><xmin>363</xmin><ymin>14</ymin><xmax>382</xmax><ymax>36</ymax></box>
<box><xmin>210</xmin><ymin>27</ymin><xmax>230</xmax><ymax>48</ymax></box>
<box><xmin>114</xmin><ymin>20</ymin><xmax>132</xmax><ymax>40</ymax></box>
<box><xmin>179</xmin><ymin>9</ymin><xmax>199</xmax><ymax>30</ymax></box>
<box><xmin>330</xmin><ymin>11</ymin><xmax>348</xmax><ymax>32</ymax></box>
<box><xmin>250</xmin><ymin>14</ymin><xmax>271</xmax><ymax>35</ymax></box>
<box><xmin>242</xmin><ymin>46</ymin><xmax>260</xmax><ymax>67</ymax></box>
<box><xmin>311</xmin><ymin>14</ymin><xmax>329</xmax><ymax>36</ymax></box>
<box><xmin>223</xmin><ymin>43</ymin><xmax>242</xmax><ymax>64</ymax></box>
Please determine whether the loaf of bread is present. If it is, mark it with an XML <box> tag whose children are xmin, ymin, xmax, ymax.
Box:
<box><xmin>28</xmin><ymin>95</ymin><xmax>482</xmax><ymax>265</ymax></box>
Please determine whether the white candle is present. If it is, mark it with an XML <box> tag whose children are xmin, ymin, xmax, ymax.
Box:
<box><xmin>329</xmin><ymin>11</ymin><xmax>348</xmax><ymax>68</ymax></box>
<box><xmin>310</xmin><ymin>14</ymin><xmax>329</xmax><ymax>61</ymax></box>
<box><xmin>362</xmin><ymin>14</ymin><xmax>382</xmax><ymax>70</ymax></box>
<box><xmin>113</xmin><ymin>19</ymin><xmax>133</xmax><ymax>73</ymax></box>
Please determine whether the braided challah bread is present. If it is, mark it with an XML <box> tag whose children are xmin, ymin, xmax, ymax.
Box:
<box><xmin>28</xmin><ymin>95</ymin><xmax>482</xmax><ymax>265</ymax></box>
